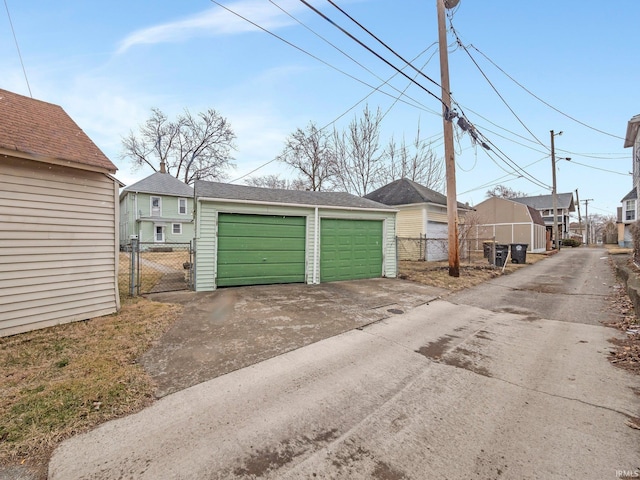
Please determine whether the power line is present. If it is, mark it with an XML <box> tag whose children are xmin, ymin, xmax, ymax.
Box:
<box><xmin>268</xmin><ymin>0</ymin><xmax>435</xmax><ymax>116</ymax></box>
<box><xmin>298</xmin><ymin>0</ymin><xmax>445</xmax><ymax>107</ymax></box>
<box><xmin>209</xmin><ymin>0</ymin><xmax>431</xmax><ymax>114</ymax></box>
<box><xmin>467</xmin><ymin>44</ymin><xmax>624</xmax><ymax>141</ymax></box>
<box><xmin>449</xmin><ymin>24</ymin><xmax>547</xmax><ymax>149</ymax></box>
<box><xmin>3</xmin><ymin>0</ymin><xmax>31</xmax><ymax>97</ymax></box>
<box><xmin>565</xmin><ymin>159</ymin><xmax>630</xmax><ymax>176</ymax></box>
<box><xmin>324</xmin><ymin>0</ymin><xmax>443</xmax><ymax>91</ymax></box>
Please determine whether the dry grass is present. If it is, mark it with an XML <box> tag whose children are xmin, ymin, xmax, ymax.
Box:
<box><xmin>399</xmin><ymin>251</ymin><xmax>549</xmax><ymax>291</ymax></box>
<box><xmin>604</xmin><ymin>244</ymin><xmax>633</xmax><ymax>255</ymax></box>
<box><xmin>0</xmin><ymin>295</ymin><xmax>182</xmax><ymax>474</ymax></box>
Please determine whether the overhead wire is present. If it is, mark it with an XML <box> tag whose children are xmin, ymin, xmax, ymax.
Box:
<box><xmin>3</xmin><ymin>0</ymin><xmax>31</xmax><ymax>97</ymax></box>
<box><xmin>210</xmin><ymin>0</ymin><xmax>429</xmax><ymax>114</ymax></box>
<box><xmin>298</xmin><ymin>0</ymin><xmax>446</xmax><ymax>107</ymax></box>
<box><xmin>468</xmin><ymin>44</ymin><xmax>624</xmax><ymax>141</ymax></box>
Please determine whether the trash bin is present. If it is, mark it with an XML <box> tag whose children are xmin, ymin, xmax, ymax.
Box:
<box><xmin>482</xmin><ymin>241</ymin><xmax>494</xmax><ymax>259</ymax></box>
<box><xmin>490</xmin><ymin>244</ymin><xmax>509</xmax><ymax>267</ymax></box>
<box><xmin>510</xmin><ymin>243</ymin><xmax>528</xmax><ymax>264</ymax></box>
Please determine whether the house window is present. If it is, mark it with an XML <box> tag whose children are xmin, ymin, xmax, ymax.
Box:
<box><xmin>155</xmin><ymin>225</ymin><xmax>164</xmax><ymax>242</ymax></box>
<box><xmin>151</xmin><ymin>196</ymin><xmax>161</xmax><ymax>216</ymax></box>
<box><xmin>178</xmin><ymin>198</ymin><xmax>188</xmax><ymax>215</ymax></box>
<box><xmin>625</xmin><ymin>199</ymin><xmax>636</xmax><ymax>221</ymax></box>
<box><xmin>172</xmin><ymin>223</ymin><xmax>182</xmax><ymax>235</ymax></box>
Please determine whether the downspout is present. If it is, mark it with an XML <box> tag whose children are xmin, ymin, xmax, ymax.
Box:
<box><xmin>313</xmin><ymin>207</ymin><xmax>319</xmax><ymax>284</ymax></box>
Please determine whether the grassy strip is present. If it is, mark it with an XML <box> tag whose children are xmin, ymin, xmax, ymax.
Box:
<box><xmin>0</xmin><ymin>295</ymin><xmax>181</xmax><ymax>469</ymax></box>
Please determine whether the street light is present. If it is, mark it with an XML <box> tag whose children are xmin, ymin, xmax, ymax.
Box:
<box><xmin>550</xmin><ymin>130</ymin><xmax>562</xmax><ymax>250</ymax></box>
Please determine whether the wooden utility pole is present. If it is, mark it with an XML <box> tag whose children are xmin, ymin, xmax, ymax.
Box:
<box><xmin>583</xmin><ymin>198</ymin><xmax>594</xmax><ymax>244</ymax></box>
<box><xmin>575</xmin><ymin>188</ymin><xmax>583</xmax><ymax>242</ymax></box>
<box><xmin>437</xmin><ymin>0</ymin><xmax>459</xmax><ymax>277</ymax></box>
<box><xmin>550</xmin><ymin>130</ymin><xmax>560</xmax><ymax>250</ymax></box>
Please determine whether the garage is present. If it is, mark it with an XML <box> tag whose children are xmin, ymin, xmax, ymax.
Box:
<box><xmin>194</xmin><ymin>181</ymin><xmax>398</xmax><ymax>291</ymax></box>
<box><xmin>216</xmin><ymin>213</ymin><xmax>306</xmax><ymax>287</ymax></box>
<box><xmin>320</xmin><ymin>218</ymin><xmax>383</xmax><ymax>282</ymax></box>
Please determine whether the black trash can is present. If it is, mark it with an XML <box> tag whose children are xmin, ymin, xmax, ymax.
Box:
<box><xmin>482</xmin><ymin>241</ymin><xmax>495</xmax><ymax>259</ymax></box>
<box><xmin>510</xmin><ymin>243</ymin><xmax>528</xmax><ymax>264</ymax></box>
<box><xmin>491</xmin><ymin>244</ymin><xmax>509</xmax><ymax>267</ymax></box>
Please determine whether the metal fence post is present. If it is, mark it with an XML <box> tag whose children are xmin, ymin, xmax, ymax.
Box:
<box><xmin>129</xmin><ymin>236</ymin><xmax>138</xmax><ymax>297</ymax></box>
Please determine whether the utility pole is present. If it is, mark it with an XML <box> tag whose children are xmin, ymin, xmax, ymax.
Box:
<box><xmin>550</xmin><ymin>130</ymin><xmax>560</xmax><ymax>250</ymax></box>
<box><xmin>437</xmin><ymin>0</ymin><xmax>459</xmax><ymax>277</ymax></box>
<box><xmin>575</xmin><ymin>188</ymin><xmax>583</xmax><ymax>243</ymax></box>
<box><xmin>583</xmin><ymin>198</ymin><xmax>594</xmax><ymax>245</ymax></box>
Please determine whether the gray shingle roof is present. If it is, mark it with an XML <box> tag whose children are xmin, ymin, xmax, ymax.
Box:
<box><xmin>123</xmin><ymin>172</ymin><xmax>194</xmax><ymax>197</ymax></box>
<box><xmin>512</xmin><ymin>193</ymin><xmax>575</xmax><ymax>212</ymax></box>
<box><xmin>621</xmin><ymin>188</ymin><xmax>637</xmax><ymax>202</ymax></box>
<box><xmin>195</xmin><ymin>181</ymin><xmax>394</xmax><ymax>210</ymax></box>
<box><xmin>364</xmin><ymin>178</ymin><xmax>470</xmax><ymax>209</ymax></box>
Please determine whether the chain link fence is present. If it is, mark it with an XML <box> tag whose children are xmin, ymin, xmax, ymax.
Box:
<box><xmin>396</xmin><ymin>235</ymin><xmax>495</xmax><ymax>263</ymax></box>
<box><xmin>119</xmin><ymin>241</ymin><xmax>193</xmax><ymax>296</ymax></box>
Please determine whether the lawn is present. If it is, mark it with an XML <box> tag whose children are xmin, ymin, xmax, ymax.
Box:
<box><xmin>0</xmin><ymin>289</ymin><xmax>182</xmax><ymax>477</ymax></box>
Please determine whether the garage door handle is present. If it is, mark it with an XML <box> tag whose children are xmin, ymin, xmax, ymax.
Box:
<box><xmin>262</xmin><ymin>258</ymin><xmax>267</xmax><ymax>262</ymax></box>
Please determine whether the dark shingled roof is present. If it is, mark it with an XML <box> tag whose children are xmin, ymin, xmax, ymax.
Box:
<box><xmin>527</xmin><ymin>206</ymin><xmax>546</xmax><ymax>226</ymax></box>
<box><xmin>0</xmin><ymin>88</ymin><xmax>116</xmax><ymax>172</ymax></box>
<box><xmin>364</xmin><ymin>178</ymin><xmax>470</xmax><ymax>209</ymax></box>
<box><xmin>195</xmin><ymin>181</ymin><xmax>394</xmax><ymax>210</ymax></box>
<box><xmin>621</xmin><ymin>188</ymin><xmax>638</xmax><ymax>202</ymax></box>
<box><xmin>123</xmin><ymin>172</ymin><xmax>194</xmax><ymax>197</ymax></box>
<box><xmin>512</xmin><ymin>193</ymin><xmax>575</xmax><ymax>212</ymax></box>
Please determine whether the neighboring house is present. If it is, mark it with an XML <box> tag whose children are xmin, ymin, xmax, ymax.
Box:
<box><xmin>472</xmin><ymin>196</ymin><xmax>547</xmax><ymax>253</ymax></box>
<box><xmin>119</xmin><ymin>171</ymin><xmax>194</xmax><ymax>248</ymax></box>
<box><xmin>364</xmin><ymin>178</ymin><xmax>472</xmax><ymax>261</ymax></box>
<box><xmin>512</xmin><ymin>193</ymin><xmax>575</xmax><ymax>244</ymax></box>
<box><xmin>0</xmin><ymin>88</ymin><xmax>121</xmax><ymax>337</ymax></box>
<box><xmin>619</xmin><ymin>114</ymin><xmax>640</xmax><ymax>247</ymax></box>
<box><xmin>193</xmin><ymin>181</ymin><xmax>397</xmax><ymax>290</ymax></box>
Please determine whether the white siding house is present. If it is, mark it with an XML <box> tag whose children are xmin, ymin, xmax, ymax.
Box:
<box><xmin>619</xmin><ymin>114</ymin><xmax>640</xmax><ymax>247</ymax></box>
<box><xmin>0</xmin><ymin>88</ymin><xmax>121</xmax><ymax>336</ymax></box>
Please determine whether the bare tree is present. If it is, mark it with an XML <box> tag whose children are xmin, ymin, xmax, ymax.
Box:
<box><xmin>379</xmin><ymin>123</ymin><xmax>444</xmax><ymax>192</ymax></box>
<box><xmin>486</xmin><ymin>185</ymin><xmax>527</xmax><ymax>199</ymax></box>
<box><xmin>276</xmin><ymin>122</ymin><xmax>334</xmax><ymax>191</ymax></box>
<box><xmin>244</xmin><ymin>174</ymin><xmax>303</xmax><ymax>190</ymax></box>
<box><xmin>332</xmin><ymin>105</ymin><xmax>384</xmax><ymax>196</ymax></box>
<box><xmin>121</xmin><ymin>107</ymin><xmax>236</xmax><ymax>184</ymax></box>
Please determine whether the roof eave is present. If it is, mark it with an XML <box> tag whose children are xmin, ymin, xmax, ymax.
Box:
<box><xmin>196</xmin><ymin>196</ymin><xmax>398</xmax><ymax>213</ymax></box>
<box><xmin>624</xmin><ymin>115</ymin><xmax>640</xmax><ymax>148</ymax></box>
<box><xmin>0</xmin><ymin>147</ymin><xmax>117</xmax><ymax>175</ymax></box>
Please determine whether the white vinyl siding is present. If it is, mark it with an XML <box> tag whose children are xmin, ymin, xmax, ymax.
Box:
<box><xmin>0</xmin><ymin>157</ymin><xmax>119</xmax><ymax>336</ymax></box>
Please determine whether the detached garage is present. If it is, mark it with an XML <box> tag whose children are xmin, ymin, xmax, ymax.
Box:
<box><xmin>193</xmin><ymin>181</ymin><xmax>397</xmax><ymax>290</ymax></box>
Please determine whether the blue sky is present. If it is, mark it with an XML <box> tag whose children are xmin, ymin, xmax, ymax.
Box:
<box><xmin>1</xmin><ymin>0</ymin><xmax>637</xmax><ymax>218</ymax></box>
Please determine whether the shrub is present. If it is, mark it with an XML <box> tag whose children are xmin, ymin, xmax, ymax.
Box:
<box><xmin>561</xmin><ymin>238</ymin><xmax>582</xmax><ymax>248</ymax></box>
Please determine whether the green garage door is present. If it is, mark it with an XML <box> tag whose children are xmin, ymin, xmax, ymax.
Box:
<box><xmin>217</xmin><ymin>213</ymin><xmax>306</xmax><ymax>287</ymax></box>
<box><xmin>320</xmin><ymin>218</ymin><xmax>383</xmax><ymax>282</ymax></box>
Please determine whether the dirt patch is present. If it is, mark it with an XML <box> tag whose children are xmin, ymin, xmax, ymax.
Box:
<box><xmin>398</xmin><ymin>253</ymin><xmax>548</xmax><ymax>292</ymax></box>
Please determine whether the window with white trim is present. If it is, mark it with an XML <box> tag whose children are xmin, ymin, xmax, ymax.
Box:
<box><xmin>625</xmin><ymin>199</ymin><xmax>636</xmax><ymax>221</ymax></box>
<box><xmin>151</xmin><ymin>196</ymin><xmax>161</xmax><ymax>216</ymax></box>
<box><xmin>172</xmin><ymin>223</ymin><xmax>182</xmax><ymax>235</ymax></box>
<box><xmin>178</xmin><ymin>198</ymin><xmax>187</xmax><ymax>215</ymax></box>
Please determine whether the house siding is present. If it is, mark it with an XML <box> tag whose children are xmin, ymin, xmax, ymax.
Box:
<box><xmin>194</xmin><ymin>200</ymin><xmax>396</xmax><ymax>290</ymax></box>
<box><xmin>396</xmin><ymin>207</ymin><xmax>424</xmax><ymax>237</ymax></box>
<box><xmin>0</xmin><ymin>157</ymin><xmax>119</xmax><ymax>336</ymax></box>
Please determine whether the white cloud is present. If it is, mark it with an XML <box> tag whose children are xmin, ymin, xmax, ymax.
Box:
<box><xmin>116</xmin><ymin>0</ymin><xmax>305</xmax><ymax>54</ymax></box>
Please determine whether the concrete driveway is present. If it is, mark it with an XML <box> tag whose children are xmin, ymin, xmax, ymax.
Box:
<box><xmin>144</xmin><ymin>278</ymin><xmax>446</xmax><ymax>397</ymax></box>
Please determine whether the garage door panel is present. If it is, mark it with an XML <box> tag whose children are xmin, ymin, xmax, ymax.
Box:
<box><xmin>217</xmin><ymin>251</ymin><xmax>306</xmax><ymax>265</ymax></box>
<box><xmin>217</xmin><ymin>213</ymin><xmax>306</xmax><ymax>287</ymax></box>
<box><xmin>217</xmin><ymin>237</ymin><xmax>305</xmax><ymax>252</ymax></box>
<box><xmin>320</xmin><ymin>218</ymin><xmax>383</xmax><ymax>282</ymax></box>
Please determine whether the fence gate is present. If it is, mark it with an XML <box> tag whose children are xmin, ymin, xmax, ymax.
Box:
<box><xmin>127</xmin><ymin>240</ymin><xmax>193</xmax><ymax>296</ymax></box>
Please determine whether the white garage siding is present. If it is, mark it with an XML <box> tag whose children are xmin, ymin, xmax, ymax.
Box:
<box><xmin>0</xmin><ymin>157</ymin><xmax>119</xmax><ymax>336</ymax></box>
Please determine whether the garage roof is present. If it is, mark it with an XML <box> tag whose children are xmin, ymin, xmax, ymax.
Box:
<box><xmin>364</xmin><ymin>178</ymin><xmax>470</xmax><ymax>209</ymax></box>
<box><xmin>195</xmin><ymin>181</ymin><xmax>395</xmax><ymax>210</ymax></box>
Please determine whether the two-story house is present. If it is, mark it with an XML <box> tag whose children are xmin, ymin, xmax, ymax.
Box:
<box><xmin>119</xmin><ymin>171</ymin><xmax>194</xmax><ymax>248</ymax></box>
<box><xmin>512</xmin><ymin>193</ymin><xmax>575</xmax><ymax>246</ymax></box>
<box><xmin>619</xmin><ymin>114</ymin><xmax>640</xmax><ymax>247</ymax></box>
